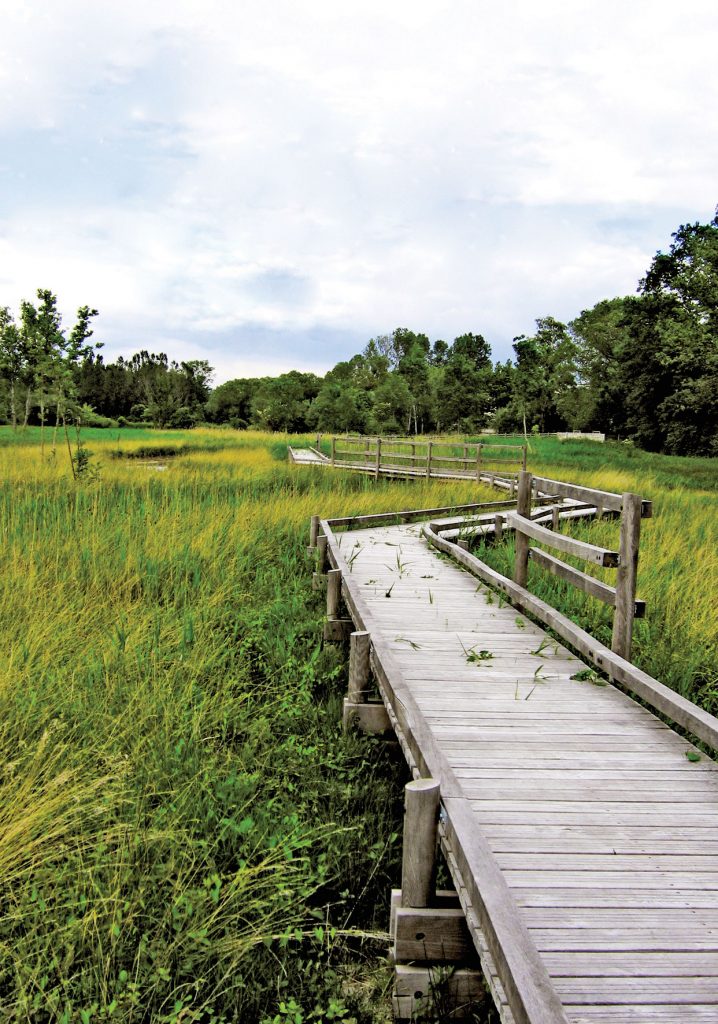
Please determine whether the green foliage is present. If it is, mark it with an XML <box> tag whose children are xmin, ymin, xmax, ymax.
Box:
<box><xmin>0</xmin><ymin>433</ymin><xmax>416</xmax><ymax>1022</ymax></box>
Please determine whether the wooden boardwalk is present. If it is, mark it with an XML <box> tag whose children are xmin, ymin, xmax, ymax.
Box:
<box><xmin>289</xmin><ymin>436</ymin><xmax>526</xmax><ymax>487</ymax></box>
<box><xmin>317</xmin><ymin>510</ymin><xmax>718</xmax><ymax>1024</ymax></box>
<box><xmin>288</xmin><ymin>446</ymin><xmax>329</xmax><ymax>465</ymax></box>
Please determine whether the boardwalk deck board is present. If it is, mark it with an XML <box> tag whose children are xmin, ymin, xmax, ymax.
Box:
<box><xmin>317</xmin><ymin>518</ymin><xmax>718</xmax><ymax>1023</ymax></box>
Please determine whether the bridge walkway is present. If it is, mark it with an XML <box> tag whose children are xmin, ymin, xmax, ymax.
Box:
<box><xmin>325</xmin><ymin>518</ymin><xmax>718</xmax><ymax>1024</ymax></box>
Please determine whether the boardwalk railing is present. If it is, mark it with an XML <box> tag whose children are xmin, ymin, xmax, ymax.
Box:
<box><xmin>423</xmin><ymin>486</ymin><xmax>718</xmax><ymax>753</ymax></box>
<box><xmin>328</xmin><ymin>435</ymin><xmax>527</xmax><ymax>482</ymax></box>
<box><xmin>510</xmin><ymin>471</ymin><xmax>653</xmax><ymax>661</ymax></box>
<box><xmin>309</xmin><ymin>482</ymin><xmax>718</xmax><ymax>1023</ymax></box>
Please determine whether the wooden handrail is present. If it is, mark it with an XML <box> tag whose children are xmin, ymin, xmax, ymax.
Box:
<box><xmin>507</xmin><ymin>511</ymin><xmax>620</xmax><ymax>567</ymax></box>
<box><xmin>529</xmin><ymin>546</ymin><xmax>646</xmax><ymax>616</ymax></box>
<box><xmin>422</xmin><ymin>519</ymin><xmax>718</xmax><ymax>751</ymax></box>
<box><xmin>532</xmin><ymin>475</ymin><xmax>653</xmax><ymax>518</ymax></box>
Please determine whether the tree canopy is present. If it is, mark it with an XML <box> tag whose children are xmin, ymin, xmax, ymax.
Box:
<box><xmin>2</xmin><ymin>210</ymin><xmax>716</xmax><ymax>457</ymax></box>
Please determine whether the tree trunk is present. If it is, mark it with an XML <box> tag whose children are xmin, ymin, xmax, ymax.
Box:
<box><xmin>63</xmin><ymin>414</ymin><xmax>76</xmax><ymax>480</ymax></box>
<box><xmin>23</xmin><ymin>386</ymin><xmax>31</xmax><ymax>430</ymax></box>
<box><xmin>40</xmin><ymin>400</ymin><xmax>45</xmax><ymax>458</ymax></box>
<box><xmin>51</xmin><ymin>397</ymin><xmax>61</xmax><ymax>456</ymax></box>
<box><xmin>9</xmin><ymin>380</ymin><xmax>16</xmax><ymax>431</ymax></box>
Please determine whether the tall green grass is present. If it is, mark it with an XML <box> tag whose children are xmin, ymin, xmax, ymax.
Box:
<box><xmin>0</xmin><ymin>426</ymin><xmax>715</xmax><ymax>1022</ymax></box>
<box><xmin>0</xmin><ymin>430</ymin><xmax>500</xmax><ymax>1023</ymax></box>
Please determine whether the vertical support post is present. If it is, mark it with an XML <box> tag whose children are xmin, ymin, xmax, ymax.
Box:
<box><xmin>375</xmin><ymin>437</ymin><xmax>382</xmax><ymax>479</ymax></box>
<box><xmin>401</xmin><ymin>778</ymin><xmax>440</xmax><ymax>908</ymax></box>
<box><xmin>595</xmin><ymin>503</ymin><xmax>604</xmax><ymax>521</ymax></box>
<box><xmin>462</xmin><ymin>443</ymin><xmax>468</xmax><ymax>474</ymax></box>
<box><xmin>476</xmin><ymin>443</ymin><xmax>482</xmax><ymax>483</ymax></box>
<box><xmin>327</xmin><ymin>568</ymin><xmax>342</xmax><ymax>619</ymax></box>
<box><xmin>426</xmin><ymin>440</ymin><xmax>433</xmax><ymax>480</ymax></box>
<box><xmin>347</xmin><ymin>631</ymin><xmax>371</xmax><ymax>703</ymax></box>
<box><xmin>309</xmin><ymin>515</ymin><xmax>320</xmax><ymax>548</ymax></box>
<box><xmin>331</xmin><ymin>437</ymin><xmax>336</xmax><ymax>466</ymax></box>
<box><xmin>316</xmin><ymin>433</ymin><xmax>321</xmax><ymax>450</ymax></box>
<box><xmin>551</xmin><ymin>505</ymin><xmax>560</xmax><ymax>532</ymax></box>
<box><xmin>494</xmin><ymin>514</ymin><xmax>503</xmax><ymax>542</ymax></box>
<box><xmin>317</xmin><ymin>534</ymin><xmax>329</xmax><ymax>573</ymax></box>
<box><xmin>612</xmin><ymin>493</ymin><xmax>642</xmax><ymax>661</ymax></box>
<box><xmin>514</xmin><ymin>470</ymin><xmax>532</xmax><ymax>588</ymax></box>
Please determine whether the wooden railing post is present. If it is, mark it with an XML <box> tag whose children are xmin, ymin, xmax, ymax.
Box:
<box><xmin>612</xmin><ymin>493</ymin><xmax>642</xmax><ymax>661</ymax></box>
<box><xmin>375</xmin><ymin>437</ymin><xmax>382</xmax><ymax>479</ymax></box>
<box><xmin>317</xmin><ymin>534</ymin><xmax>329</xmax><ymax>573</ymax></box>
<box><xmin>494</xmin><ymin>514</ymin><xmax>503</xmax><ymax>542</ymax></box>
<box><xmin>514</xmin><ymin>470</ymin><xmax>532</xmax><ymax>588</ymax></box>
<box><xmin>426</xmin><ymin>441</ymin><xmax>433</xmax><ymax>480</ymax></box>
<box><xmin>476</xmin><ymin>443</ymin><xmax>482</xmax><ymax>483</ymax></box>
<box><xmin>401</xmin><ymin>778</ymin><xmax>440</xmax><ymax>908</ymax></box>
<box><xmin>327</xmin><ymin>568</ymin><xmax>342</xmax><ymax>619</ymax></box>
<box><xmin>551</xmin><ymin>505</ymin><xmax>560</xmax><ymax>532</ymax></box>
<box><xmin>347</xmin><ymin>630</ymin><xmax>371</xmax><ymax>703</ymax></box>
<box><xmin>330</xmin><ymin>437</ymin><xmax>336</xmax><ymax>466</ymax></box>
<box><xmin>309</xmin><ymin>514</ymin><xmax>319</xmax><ymax>548</ymax></box>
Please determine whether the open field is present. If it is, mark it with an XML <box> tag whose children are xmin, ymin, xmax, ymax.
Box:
<box><xmin>0</xmin><ymin>427</ymin><xmax>716</xmax><ymax>1022</ymax></box>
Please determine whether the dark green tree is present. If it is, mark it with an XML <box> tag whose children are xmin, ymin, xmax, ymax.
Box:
<box><xmin>510</xmin><ymin>317</ymin><xmax>577</xmax><ymax>433</ymax></box>
<box><xmin>619</xmin><ymin>210</ymin><xmax>718</xmax><ymax>454</ymax></box>
<box><xmin>436</xmin><ymin>333</ymin><xmax>493</xmax><ymax>431</ymax></box>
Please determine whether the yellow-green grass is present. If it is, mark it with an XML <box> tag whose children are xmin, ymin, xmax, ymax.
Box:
<box><xmin>0</xmin><ymin>429</ymin><xmax>497</xmax><ymax>1024</ymax></box>
<box><xmin>0</xmin><ymin>426</ymin><xmax>715</xmax><ymax>1022</ymax></box>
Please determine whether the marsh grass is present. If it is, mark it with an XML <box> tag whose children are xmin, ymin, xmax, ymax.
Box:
<box><xmin>0</xmin><ymin>426</ymin><xmax>715</xmax><ymax>1022</ymax></box>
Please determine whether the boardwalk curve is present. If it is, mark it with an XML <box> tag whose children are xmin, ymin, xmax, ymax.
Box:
<box><xmin>314</xmin><ymin>498</ymin><xmax>718</xmax><ymax>1024</ymax></box>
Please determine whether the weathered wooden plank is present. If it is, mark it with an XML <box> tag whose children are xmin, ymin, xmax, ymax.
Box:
<box><xmin>496</xmin><ymin>854</ymin><xmax>718</xmax><ymax>872</ymax></box>
<box><xmin>505</xmin><ymin>871</ymin><xmax>718</xmax><ymax>889</ymax></box>
<box><xmin>522</xmin><ymin>907</ymin><xmax>718</xmax><ymax>927</ymax></box>
<box><xmin>563</xmin><ymin>1008</ymin><xmax>718</xmax><ymax>1022</ymax></box>
<box><xmin>531</xmin><ymin>929</ymin><xmax>718</xmax><ymax>951</ymax></box>
<box><xmin>542</xmin><ymin>951</ymin><xmax>718</xmax><ymax>976</ymax></box>
<box><xmin>514</xmin><ymin>888</ymin><xmax>718</xmax><ymax>909</ymax></box>
<box><xmin>490</xmin><ymin>838</ymin><xmax>718</xmax><ymax>855</ymax></box>
<box><xmin>554</xmin><ymin>977</ymin><xmax>718</xmax><ymax>1003</ymax></box>
<box><xmin>464</xmin><ymin>786</ymin><xmax>718</xmax><ymax>804</ymax></box>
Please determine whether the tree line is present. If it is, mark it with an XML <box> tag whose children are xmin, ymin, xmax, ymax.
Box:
<box><xmin>2</xmin><ymin>211</ymin><xmax>716</xmax><ymax>456</ymax></box>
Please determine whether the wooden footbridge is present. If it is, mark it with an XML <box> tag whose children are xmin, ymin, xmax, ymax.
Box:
<box><xmin>306</xmin><ymin>470</ymin><xmax>718</xmax><ymax>1024</ymax></box>
<box><xmin>289</xmin><ymin>435</ymin><xmax>527</xmax><ymax>487</ymax></box>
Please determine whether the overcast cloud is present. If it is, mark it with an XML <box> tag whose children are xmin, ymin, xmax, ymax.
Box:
<box><xmin>1</xmin><ymin>0</ymin><xmax>716</xmax><ymax>382</ymax></box>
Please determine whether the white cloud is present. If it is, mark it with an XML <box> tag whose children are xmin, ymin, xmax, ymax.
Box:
<box><xmin>0</xmin><ymin>0</ymin><xmax>716</xmax><ymax>378</ymax></box>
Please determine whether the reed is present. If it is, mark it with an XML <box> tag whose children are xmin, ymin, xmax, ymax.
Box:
<box><xmin>0</xmin><ymin>425</ymin><xmax>715</xmax><ymax>1022</ymax></box>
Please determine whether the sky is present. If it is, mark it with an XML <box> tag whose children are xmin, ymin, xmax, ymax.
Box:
<box><xmin>1</xmin><ymin>0</ymin><xmax>716</xmax><ymax>385</ymax></box>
